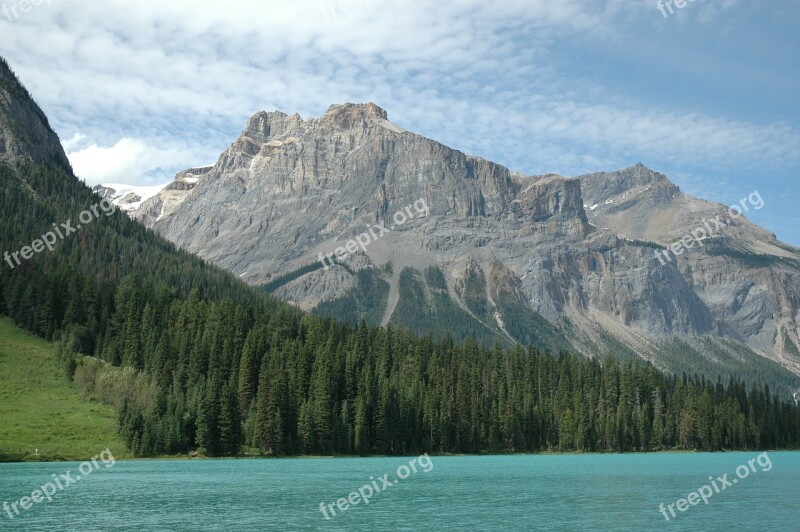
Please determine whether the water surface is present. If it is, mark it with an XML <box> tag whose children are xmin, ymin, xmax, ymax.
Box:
<box><xmin>1</xmin><ymin>452</ymin><xmax>798</xmax><ymax>530</ymax></box>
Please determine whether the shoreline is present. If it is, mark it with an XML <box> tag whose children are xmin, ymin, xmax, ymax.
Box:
<box><xmin>2</xmin><ymin>448</ymin><xmax>794</xmax><ymax>464</ymax></box>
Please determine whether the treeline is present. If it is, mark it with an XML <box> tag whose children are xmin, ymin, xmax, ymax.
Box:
<box><xmin>107</xmin><ymin>310</ymin><xmax>800</xmax><ymax>455</ymax></box>
<box><xmin>57</xmin><ymin>296</ymin><xmax>800</xmax><ymax>455</ymax></box>
<box><xmin>34</xmin><ymin>276</ymin><xmax>800</xmax><ymax>456</ymax></box>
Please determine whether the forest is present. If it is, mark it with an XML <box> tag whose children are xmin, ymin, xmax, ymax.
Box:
<box><xmin>2</xmin><ymin>155</ymin><xmax>799</xmax><ymax>457</ymax></box>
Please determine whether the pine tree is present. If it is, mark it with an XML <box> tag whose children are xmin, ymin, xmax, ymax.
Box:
<box><xmin>218</xmin><ymin>381</ymin><xmax>242</xmax><ymax>456</ymax></box>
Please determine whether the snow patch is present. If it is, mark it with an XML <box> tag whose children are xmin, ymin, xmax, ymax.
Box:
<box><xmin>99</xmin><ymin>182</ymin><xmax>169</xmax><ymax>211</ymax></box>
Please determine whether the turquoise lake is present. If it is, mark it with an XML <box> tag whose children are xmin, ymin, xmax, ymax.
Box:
<box><xmin>1</xmin><ymin>452</ymin><xmax>798</xmax><ymax>531</ymax></box>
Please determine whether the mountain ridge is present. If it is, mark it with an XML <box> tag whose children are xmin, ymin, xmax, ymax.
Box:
<box><xmin>113</xmin><ymin>102</ymin><xmax>800</xmax><ymax>382</ymax></box>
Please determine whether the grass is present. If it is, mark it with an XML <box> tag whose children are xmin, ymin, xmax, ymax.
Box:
<box><xmin>0</xmin><ymin>317</ymin><xmax>129</xmax><ymax>462</ymax></box>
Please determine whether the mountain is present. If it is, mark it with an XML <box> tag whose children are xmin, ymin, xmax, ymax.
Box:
<box><xmin>2</xmin><ymin>56</ymin><xmax>799</xmax><ymax>458</ymax></box>
<box><xmin>118</xmin><ymin>103</ymin><xmax>800</xmax><ymax>389</ymax></box>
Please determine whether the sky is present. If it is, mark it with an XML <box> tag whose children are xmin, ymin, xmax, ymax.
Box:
<box><xmin>1</xmin><ymin>0</ymin><xmax>798</xmax><ymax>245</ymax></box>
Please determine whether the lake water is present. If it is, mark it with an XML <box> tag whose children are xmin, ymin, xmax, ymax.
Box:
<box><xmin>1</xmin><ymin>452</ymin><xmax>798</xmax><ymax>531</ymax></box>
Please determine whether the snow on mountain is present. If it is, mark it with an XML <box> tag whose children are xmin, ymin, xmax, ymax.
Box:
<box><xmin>93</xmin><ymin>183</ymin><xmax>169</xmax><ymax>211</ymax></box>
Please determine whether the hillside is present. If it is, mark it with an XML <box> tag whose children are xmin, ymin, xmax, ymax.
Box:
<box><xmin>0</xmin><ymin>318</ymin><xmax>126</xmax><ymax>462</ymax></box>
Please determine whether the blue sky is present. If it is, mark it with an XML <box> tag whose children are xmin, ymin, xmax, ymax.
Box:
<box><xmin>1</xmin><ymin>0</ymin><xmax>798</xmax><ymax>244</ymax></box>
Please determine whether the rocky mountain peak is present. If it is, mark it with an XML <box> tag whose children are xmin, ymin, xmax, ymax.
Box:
<box><xmin>244</xmin><ymin>111</ymin><xmax>305</xmax><ymax>142</ymax></box>
<box><xmin>323</xmin><ymin>102</ymin><xmax>388</xmax><ymax>123</ymax></box>
<box><xmin>576</xmin><ymin>163</ymin><xmax>682</xmax><ymax>233</ymax></box>
<box><xmin>578</xmin><ymin>162</ymin><xmax>676</xmax><ymax>202</ymax></box>
<box><xmin>239</xmin><ymin>103</ymin><xmax>391</xmax><ymax>147</ymax></box>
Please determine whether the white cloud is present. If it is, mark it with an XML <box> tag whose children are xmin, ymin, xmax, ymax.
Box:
<box><xmin>61</xmin><ymin>132</ymin><xmax>87</xmax><ymax>152</ymax></box>
<box><xmin>66</xmin><ymin>137</ymin><xmax>195</xmax><ymax>186</ymax></box>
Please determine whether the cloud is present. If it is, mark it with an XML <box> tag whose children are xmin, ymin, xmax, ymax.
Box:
<box><xmin>66</xmin><ymin>137</ymin><xmax>196</xmax><ymax>186</ymax></box>
<box><xmin>0</xmin><ymin>0</ymin><xmax>797</xmax><ymax>244</ymax></box>
<box><xmin>0</xmin><ymin>0</ymin><xmax>627</xmax><ymax>180</ymax></box>
<box><xmin>61</xmin><ymin>132</ymin><xmax>87</xmax><ymax>152</ymax></box>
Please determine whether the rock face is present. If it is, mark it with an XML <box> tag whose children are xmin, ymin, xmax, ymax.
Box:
<box><xmin>128</xmin><ymin>103</ymin><xmax>800</xmax><ymax>378</ymax></box>
<box><xmin>0</xmin><ymin>58</ymin><xmax>70</xmax><ymax>168</ymax></box>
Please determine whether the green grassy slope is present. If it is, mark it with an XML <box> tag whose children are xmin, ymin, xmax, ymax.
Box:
<box><xmin>0</xmin><ymin>318</ymin><xmax>128</xmax><ymax>462</ymax></box>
